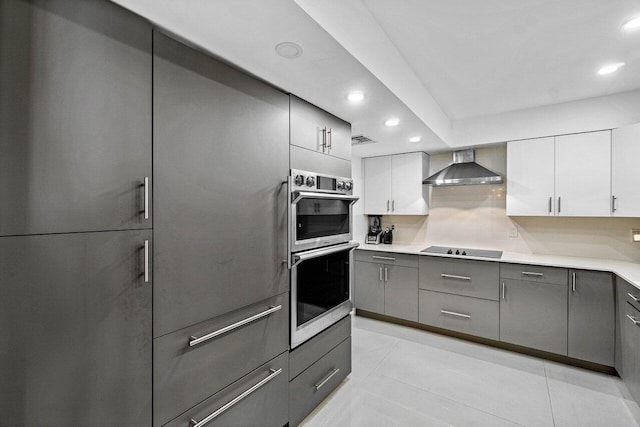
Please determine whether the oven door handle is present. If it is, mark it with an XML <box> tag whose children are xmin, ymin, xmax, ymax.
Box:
<box><xmin>291</xmin><ymin>242</ymin><xmax>360</xmax><ymax>269</ymax></box>
<box><xmin>291</xmin><ymin>191</ymin><xmax>359</xmax><ymax>205</ymax></box>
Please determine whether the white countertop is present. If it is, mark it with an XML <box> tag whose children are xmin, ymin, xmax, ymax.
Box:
<box><xmin>357</xmin><ymin>243</ymin><xmax>640</xmax><ymax>290</ymax></box>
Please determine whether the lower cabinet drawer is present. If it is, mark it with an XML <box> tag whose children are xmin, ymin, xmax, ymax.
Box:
<box><xmin>419</xmin><ymin>290</ymin><xmax>499</xmax><ymax>340</ymax></box>
<box><xmin>163</xmin><ymin>352</ymin><xmax>289</xmax><ymax>427</ymax></box>
<box><xmin>154</xmin><ymin>293</ymin><xmax>289</xmax><ymax>426</ymax></box>
<box><xmin>419</xmin><ymin>257</ymin><xmax>500</xmax><ymax>301</ymax></box>
<box><xmin>290</xmin><ymin>337</ymin><xmax>352</xmax><ymax>427</ymax></box>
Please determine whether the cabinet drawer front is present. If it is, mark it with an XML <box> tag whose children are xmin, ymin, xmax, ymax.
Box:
<box><xmin>355</xmin><ymin>250</ymin><xmax>418</xmax><ymax>267</ymax></box>
<box><xmin>290</xmin><ymin>315</ymin><xmax>351</xmax><ymax>380</ymax></box>
<box><xmin>500</xmin><ymin>263</ymin><xmax>568</xmax><ymax>285</ymax></box>
<box><xmin>290</xmin><ymin>337</ymin><xmax>352</xmax><ymax>427</ymax></box>
<box><xmin>500</xmin><ymin>279</ymin><xmax>568</xmax><ymax>355</ymax></box>
<box><xmin>163</xmin><ymin>352</ymin><xmax>288</xmax><ymax>427</ymax></box>
<box><xmin>419</xmin><ymin>257</ymin><xmax>499</xmax><ymax>300</ymax></box>
<box><xmin>419</xmin><ymin>290</ymin><xmax>499</xmax><ymax>340</ymax></box>
<box><xmin>622</xmin><ymin>281</ymin><xmax>640</xmax><ymax>313</ymax></box>
<box><xmin>154</xmin><ymin>293</ymin><xmax>289</xmax><ymax>426</ymax></box>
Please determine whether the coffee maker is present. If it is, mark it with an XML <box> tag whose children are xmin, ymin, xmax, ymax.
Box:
<box><xmin>366</xmin><ymin>215</ymin><xmax>382</xmax><ymax>244</ymax></box>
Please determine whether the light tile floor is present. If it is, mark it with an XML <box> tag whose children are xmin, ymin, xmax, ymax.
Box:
<box><xmin>301</xmin><ymin>314</ymin><xmax>640</xmax><ymax>427</ymax></box>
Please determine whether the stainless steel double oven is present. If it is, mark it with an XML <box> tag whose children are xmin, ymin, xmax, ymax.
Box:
<box><xmin>288</xmin><ymin>169</ymin><xmax>359</xmax><ymax>348</ymax></box>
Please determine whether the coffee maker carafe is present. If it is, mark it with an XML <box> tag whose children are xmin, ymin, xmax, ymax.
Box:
<box><xmin>366</xmin><ymin>215</ymin><xmax>382</xmax><ymax>244</ymax></box>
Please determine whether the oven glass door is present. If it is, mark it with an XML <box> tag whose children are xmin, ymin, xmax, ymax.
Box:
<box><xmin>290</xmin><ymin>242</ymin><xmax>358</xmax><ymax>348</ymax></box>
<box><xmin>291</xmin><ymin>192</ymin><xmax>358</xmax><ymax>252</ymax></box>
<box><xmin>296</xmin><ymin>248</ymin><xmax>350</xmax><ymax>327</ymax></box>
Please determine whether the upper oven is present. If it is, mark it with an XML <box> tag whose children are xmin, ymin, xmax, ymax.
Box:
<box><xmin>289</xmin><ymin>169</ymin><xmax>359</xmax><ymax>253</ymax></box>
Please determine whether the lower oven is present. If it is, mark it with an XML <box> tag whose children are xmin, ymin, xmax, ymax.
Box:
<box><xmin>290</xmin><ymin>241</ymin><xmax>359</xmax><ymax>348</ymax></box>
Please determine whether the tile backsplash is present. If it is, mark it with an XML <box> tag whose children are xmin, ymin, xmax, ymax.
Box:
<box><xmin>354</xmin><ymin>146</ymin><xmax>640</xmax><ymax>262</ymax></box>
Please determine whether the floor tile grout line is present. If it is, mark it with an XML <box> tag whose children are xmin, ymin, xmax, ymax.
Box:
<box><xmin>543</xmin><ymin>362</ymin><xmax>558</xmax><ymax>427</ymax></box>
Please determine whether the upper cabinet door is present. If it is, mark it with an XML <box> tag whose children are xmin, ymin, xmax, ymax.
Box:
<box><xmin>0</xmin><ymin>0</ymin><xmax>152</xmax><ymax>236</ymax></box>
<box><xmin>391</xmin><ymin>152</ymin><xmax>429</xmax><ymax>215</ymax></box>
<box><xmin>290</xmin><ymin>95</ymin><xmax>351</xmax><ymax>161</ymax></box>
<box><xmin>555</xmin><ymin>131</ymin><xmax>611</xmax><ymax>217</ymax></box>
<box><xmin>612</xmin><ymin>124</ymin><xmax>640</xmax><ymax>217</ymax></box>
<box><xmin>506</xmin><ymin>137</ymin><xmax>555</xmax><ymax>216</ymax></box>
<box><xmin>363</xmin><ymin>156</ymin><xmax>392</xmax><ymax>215</ymax></box>
<box><xmin>153</xmin><ymin>32</ymin><xmax>289</xmax><ymax>337</ymax></box>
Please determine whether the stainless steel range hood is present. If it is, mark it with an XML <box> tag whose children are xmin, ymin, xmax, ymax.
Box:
<box><xmin>423</xmin><ymin>149</ymin><xmax>503</xmax><ymax>186</ymax></box>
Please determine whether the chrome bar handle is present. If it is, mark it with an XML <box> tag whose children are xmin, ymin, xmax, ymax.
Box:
<box><xmin>143</xmin><ymin>177</ymin><xmax>150</xmax><ymax>220</ymax></box>
<box><xmin>321</xmin><ymin>127</ymin><xmax>327</xmax><ymax>152</ymax></box>
<box><xmin>441</xmin><ymin>273</ymin><xmax>471</xmax><ymax>281</ymax></box>
<box><xmin>144</xmin><ymin>239</ymin><xmax>150</xmax><ymax>283</ymax></box>
<box><xmin>387</xmin><ymin>200</ymin><xmax>390</xmax><ymax>212</ymax></box>
<box><xmin>522</xmin><ymin>271</ymin><xmax>543</xmax><ymax>277</ymax></box>
<box><xmin>628</xmin><ymin>293</ymin><xmax>640</xmax><ymax>303</ymax></box>
<box><xmin>549</xmin><ymin>196</ymin><xmax>552</xmax><ymax>214</ymax></box>
<box><xmin>327</xmin><ymin>128</ymin><xmax>332</xmax><ymax>149</ymax></box>
<box><xmin>557</xmin><ymin>196</ymin><xmax>561</xmax><ymax>214</ymax></box>
<box><xmin>379</xmin><ymin>267</ymin><xmax>383</xmax><ymax>282</ymax></box>
<box><xmin>392</xmin><ymin>200</ymin><xmax>395</xmax><ymax>212</ymax></box>
<box><xmin>440</xmin><ymin>309</ymin><xmax>471</xmax><ymax>319</ymax></box>
<box><xmin>372</xmin><ymin>255</ymin><xmax>395</xmax><ymax>261</ymax></box>
<box><xmin>612</xmin><ymin>195</ymin><xmax>617</xmax><ymax>213</ymax></box>
<box><xmin>190</xmin><ymin>368</ymin><xmax>282</xmax><ymax>427</ymax></box>
<box><xmin>572</xmin><ymin>271</ymin><xmax>576</xmax><ymax>293</ymax></box>
<box><xmin>315</xmin><ymin>368</ymin><xmax>340</xmax><ymax>391</ymax></box>
<box><xmin>189</xmin><ymin>305</ymin><xmax>282</xmax><ymax>347</ymax></box>
<box><xmin>502</xmin><ymin>282</ymin><xmax>506</xmax><ymax>300</ymax></box>
<box><xmin>627</xmin><ymin>314</ymin><xmax>640</xmax><ymax>326</ymax></box>
<box><xmin>384</xmin><ymin>267</ymin><xmax>388</xmax><ymax>282</ymax></box>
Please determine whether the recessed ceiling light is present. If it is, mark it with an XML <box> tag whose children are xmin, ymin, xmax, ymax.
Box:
<box><xmin>597</xmin><ymin>62</ymin><xmax>625</xmax><ymax>75</ymax></box>
<box><xmin>275</xmin><ymin>42</ymin><xmax>303</xmax><ymax>59</ymax></box>
<box><xmin>409</xmin><ymin>136</ymin><xmax>421</xmax><ymax>143</ymax></box>
<box><xmin>622</xmin><ymin>16</ymin><xmax>640</xmax><ymax>31</ymax></box>
<box><xmin>347</xmin><ymin>91</ymin><xmax>365</xmax><ymax>102</ymax></box>
<box><xmin>385</xmin><ymin>118</ymin><xmax>399</xmax><ymax>127</ymax></box>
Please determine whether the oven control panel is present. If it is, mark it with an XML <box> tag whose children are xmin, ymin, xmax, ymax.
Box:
<box><xmin>290</xmin><ymin>169</ymin><xmax>353</xmax><ymax>195</ymax></box>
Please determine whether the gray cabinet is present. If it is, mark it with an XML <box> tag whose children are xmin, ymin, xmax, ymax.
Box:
<box><xmin>290</xmin><ymin>94</ymin><xmax>351</xmax><ymax>161</ymax></box>
<box><xmin>568</xmin><ymin>269</ymin><xmax>614</xmax><ymax>365</ymax></box>
<box><xmin>354</xmin><ymin>251</ymin><xmax>418</xmax><ymax>321</ymax></box>
<box><xmin>420</xmin><ymin>257</ymin><xmax>500</xmax><ymax>301</ymax></box>
<box><xmin>0</xmin><ymin>0</ymin><xmax>152</xmax><ymax>236</ymax></box>
<box><xmin>154</xmin><ymin>293</ymin><xmax>289</xmax><ymax>426</ymax></box>
<box><xmin>500</xmin><ymin>278</ymin><xmax>568</xmax><ymax>355</ymax></box>
<box><xmin>0</xmin><ymin>230</ymin><xmax>152</xmax><ymax>426</ymax></box>
<box><xmin>153</xmin><ymin>31</ymin><xmax>289</xmax><ymax>337</ymax></box>
<box><xmin>617</xmin><ymin>277</ymin><xmax>640</xmax><ymax>404</ymax></box>
<box><xmin>164</xmin><ymin>352</ymin><xmax>289</xmax><ymax>427</ymax></box>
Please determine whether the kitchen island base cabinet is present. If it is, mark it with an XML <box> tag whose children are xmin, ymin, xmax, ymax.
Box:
<box><xmin>617</xmin><ymin>278</ymin><xmax>640</xmax><ymax>405</ymax></box>
<box><xmin>0</xmin><ymin>231</ymin><xmax>152</xmax><ymax>426</ymax></box>
<box><xmin>419</xmin><ymin>290</ymin><xmax>499</xmax><ymax>341</ymax></box>
<box><xmin>568</xmin><ymin>270</ymin><xmax>614</xmax><ymax>366</ymax></box>
<box><xmin>163</xmin><ymin>352</ymin><xmax>289</xmax><ymax>427</ymax></box>
<box><xmin>500</xmin><ymin>279</ymin><xmax>568</xmax><ymax>355</ymax></box>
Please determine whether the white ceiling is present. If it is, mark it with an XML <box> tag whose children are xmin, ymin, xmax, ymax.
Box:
<box><xmin>110</xmin><ymin>0</ymin><xmax>640</xmax><ymax>157</ymax></box>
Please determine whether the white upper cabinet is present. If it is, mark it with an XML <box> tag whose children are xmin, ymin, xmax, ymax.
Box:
<box><xmin>507</xmin><ymin>130</ymin><xmax>612</xmax><ymax>217</ymax></box>
<box><xmin>289</xmin><ymin>94</ymin><xmax>351</xmax><ymax>161</ymax></box>
<box><xmin>612</xmin><ymin>123</ymin><xmax>640</xmax><ymax>217</ymax></box>
<box><xmin>555</xmin><ymin>131</ymin><xmax>611</xmax><ymax>217</ymax></box>
<box><xmin>364</xmin><ymin>152</ymin><xmax>429</xmax><ymax>215</ymax></box>
<box><xmin>506</xmin><ymin>137</ymin><xmax>555</xmax><ymax>216</ymax></box>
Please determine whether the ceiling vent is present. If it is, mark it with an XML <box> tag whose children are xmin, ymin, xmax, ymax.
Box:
<box><xmin>351</xmin><ymin>135</ymin><xmax>376</xmax><ymax>145</ymax></box>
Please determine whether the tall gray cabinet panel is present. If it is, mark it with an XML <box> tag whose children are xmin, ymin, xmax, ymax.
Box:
<box><xmin>0</xmin><ymin>0</ymin><xmax>152</xmax><ymax>236</ymax></box>
<box><xmin>568</xmin><ymin>270</ymin><xmax>614</xmax><ymax>366</ymax></box>
<box><xmin>0</xmin><ymin>231</ymin><xmax>152</xmax><ymax>426</ymax></box>
<box><xmin>153</xmin><ymin>31</ymin><xmax>289</xmax><ymax>337</ymax></box>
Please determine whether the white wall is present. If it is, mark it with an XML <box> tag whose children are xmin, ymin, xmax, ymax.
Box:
<box><xmin>361</xmin><ymin>145</ymin><xmax>640</xmax><ymax>262</ymax></box>
<box><xmin>453</xmin><ymin>89</ymin><xmax>640</xmax><ymax>148</ymax></box>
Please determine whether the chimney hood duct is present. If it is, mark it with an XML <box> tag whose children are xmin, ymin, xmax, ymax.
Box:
<box><xmin>423</xmin><ymin>149</ymin><xmax>503</xmax><ymax>186</ymax></box>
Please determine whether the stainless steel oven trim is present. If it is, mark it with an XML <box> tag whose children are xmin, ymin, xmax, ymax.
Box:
<box><xmin>289</xmin><ymin>192</ymin><xmax>359</xmax><ymax>253</ymax></box>
<box><xmin>290</xmin><ymin>242</ymin><xmax>359</xmax><ymax>349</ymax></box>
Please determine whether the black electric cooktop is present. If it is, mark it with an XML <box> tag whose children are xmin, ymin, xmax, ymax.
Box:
<box><xmin>421</xmin><ymin>245</ymin><xmax>503</xmax><ymax>259</ymax></box>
